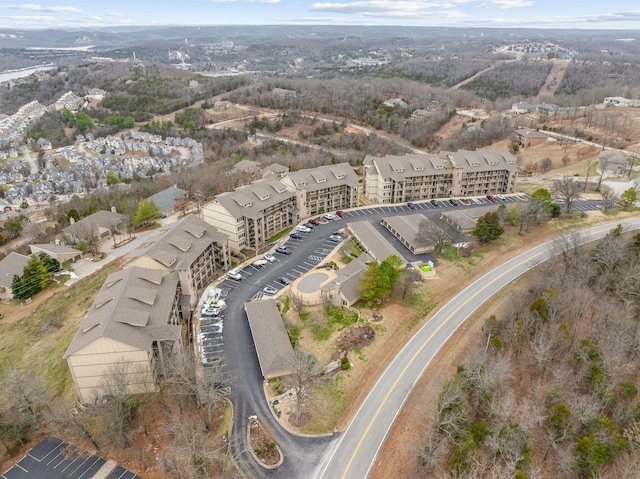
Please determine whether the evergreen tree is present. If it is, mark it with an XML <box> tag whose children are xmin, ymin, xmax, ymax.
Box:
<box><xmin>132</xmin><ymin>199</ymin><xmax>161</xmax><ymax>226</ymax></box>
<box><xmin>473</xmin><ymin>212</ymin><xmax>504</xmax><ymax>243</ymax></box>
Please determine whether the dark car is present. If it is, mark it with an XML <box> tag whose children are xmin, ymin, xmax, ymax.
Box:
<box><xmin>308</xmin><ymin>218</ymin><xmax>320</xmax><ymax>225</ymax></box>
<box><xmin>275</xmin><ymin>246</ymin><xmax>290</xmax><ymax>254</ymax></box>
<box><xmin>277</xmin><ymin>276</ymin><xmax>292</xmax><ymax>285</ymax></box>
<box><xmin>303</xmin><ymin>222</ymin><xmax>314</xmax><ymax>229</ymax></box>
<box><xmin>430</xmin><ymin>200</ymin><xmax>440</xmax><ymax>207</ymax></box>
<box><xmin>336</xmin><ymin>210</ymin><xmax>346</xmax><ymax>218</ymax></box>
<box><xmin>449</xmin><ymin>199</ymin><xmax>459</xmax><ymax>206</ymax></box>
<box><xmin>290</xmin><ymin>233</ymin><xmax>303</xmax><ymax>240</ymax></box>
<box><xmin>407</xmin><ymin>202</ymin><xmax>417</xmax><ymax>210</ymax></box>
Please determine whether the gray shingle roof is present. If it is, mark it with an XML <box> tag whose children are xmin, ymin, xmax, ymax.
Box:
<box><xmin>63</xmin><ymin>210</ymin><xmax>128</xmax><ymax>237</ymax></box>
<box><xmin>322</xmin><ymin>253</ymin><xmax>373</xmax><ymax>305</ymax></box>
<box><xmin>0</xmin><ymin>252</ymin><xmax>30</xmax><ymax>289</ymax></box>
<box><xmin>284</xmin><ymin>163</ymin><xmax>359</xmax><ymax>192</ymax></box>
<box><xmin>146</xmin><ymin>186</ymin><xmax>188</xmax><ymax>212</ymax></box>
<box><xmin>365</xmin><ymin>148</ymin><xmax>518</xmax><ymax>180</ymax></box>
<box><xmin>64</xmin><ymin>266</ymin><xmax>181</xmax><ymax>358</ymax></box>
<box><xmin>244</xmin><ymin>299</ymin><xmax>296</xmax><ymax>379</ymax></box>
<box><xmin>142</xmin><ymin>215</ymin><xmax>228</xmax><ymax>271</ymax></box>
<box><xmin>213</xmin><ymin>178</ymin><xmax>295</xmax><ymax>220</ymax></box>
<box><xmin>29</xmin><ymin>244</ymin><xmax>81</xmax><ymax>256</ymax></box>
<box><xmin>347</xmin><ymin>220</ymin><xmax>407</xmax><ymax>265</ymax></box>
<box><xmin>382</xmin><ymin>214</ymin><xmax>434</xmax><ymax>251</ymax></box>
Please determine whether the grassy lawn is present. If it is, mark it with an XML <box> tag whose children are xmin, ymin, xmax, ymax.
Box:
<box><xmin>301</xmin><ymin>305</ymin><xmax>358</xmax><ymax>342</ymax></box>
<box><xmin>267</xmin><ymin>227</ymin><xmax>291</xmax><ymax>244</ymax></box>
<box><xmin>302</xmin><ymin>376</ymin><xmax>347</xmax><ymax>434</ymax></box>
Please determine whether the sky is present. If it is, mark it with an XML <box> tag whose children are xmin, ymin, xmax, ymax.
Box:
<box><xmin>0</xmin><ymin>1</ymin><xmax>640</xmax><ymax>30</ymax></box>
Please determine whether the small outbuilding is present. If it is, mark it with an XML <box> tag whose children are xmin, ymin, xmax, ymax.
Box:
<box><xmin>29</xmin><ymin>244</ymin><xmax>82</xmax><ymax>264</ymax></box>
<box><xmin>244</xmin><ymin>299</ymin><xmax>296</xmax><ymax>379</ymax></box>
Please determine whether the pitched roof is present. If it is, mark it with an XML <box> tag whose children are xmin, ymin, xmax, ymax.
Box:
<box><xmin>141</xmin><ymin>215</ymin><xmax>228</xmax><ymax>271</ymax></box>
<box><xmin>365</xmin><ymin>148</ymin><xmax>518</xmax><ymax>180</ymax></box>
<box><xmin>146</xmin><ymin>186</ymin><xmax>188</xmax><ymax>212</ymax></box>
<box><xmin>64</xmin><ymin>266</ymin><xmax>180</xmax><ymax>358</ymax></box>
<box><xmin>382</xmin><ymin>214</ymin><xmax>434</xmax><ymax>251</ymax></box>
<box><xmin>322</xmin><ymin>253</ymin><xmax>373</xmax><ymax>304</ymax></box>
<box><xmin>347</xmin><ymin>220</ymin><xmax>407</xmax><ymax>265</ymax></box>
<box><xmin>0</xmin><ymin>252</ymin><xmax>30</xmax><ymax>288</ymax></box>
<box><xmin>63</xmin><ymin>210</ymin><xmax>128</xmax><ymax>236</ymax></box>
<box><xmin>213</xmin><ymin>178</ymin><xmax>296</xmax><ymax>220</ymax></box>
<box><xmin>244</xmin><ymin>299</ymin><xmax>296</xmax><ymax>378</ymax></box>
<box><xmin>515</xmin><ymin>128</ymin><xmax>548</xmax><ymax>139</ymax></box>
<box><xmin>283</xmin><ymin>162</ymin><xmax>359</xmax><ymax>192</ymax></box>
<box><xmin>29</xmin><ymin>244</ymin><xmax>81</xmax><ymax>256</ymax></box>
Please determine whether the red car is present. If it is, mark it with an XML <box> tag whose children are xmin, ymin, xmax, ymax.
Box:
<box><xmin>486</xmin><ymin>195</ymin><xmax>496</xmax><ymax>202</ymax></box>
<box><xmin>336</xmin><ymin>210</ymin><xmax>346</xmax><ymax>218</ymax></box>
<box><xmin>308</xmin><ymin>218</ymin><xmax>320</xmax><ymax>225</ymax></box>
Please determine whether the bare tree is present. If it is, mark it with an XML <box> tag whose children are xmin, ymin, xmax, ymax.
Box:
<box><xmin>601</xmin><ymin>187</ymin><xmax>618</xmax><ymax>213</ymax></box>
<box><xmin>417</xmin><ymin>219</ymin><xmax>452</xmax><ymax>256</ymax></box>
<box><xmin>540</xmin><ymin>157</ymin><xmax>552</xmax><ymax>173</ymax></box>
<box><xmin>595</xmin><ymin>154</ymin><xmax>610</xmax><ymax>192</ymax></box>
<box><xmin>552</xmin><ymin>177</ymin><xmax>581</xmax><ymax>214</ymax></box>
<box><xmin>289</xmin><ymin>349</ymin><xmax>324</xmax><ymax>423</ymax></box>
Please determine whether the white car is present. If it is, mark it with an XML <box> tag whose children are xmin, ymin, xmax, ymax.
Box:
<box><xmin>253</xmin><ymin>259</ymin><xmax>268</xmax><ymax>268</ymax></box>
<box><xmin>227</xmin><ymin>270</ymin><xmax>242</xmax><ymax>281</ymax></box>
<box><xmin>201</xmin><ymin>308</ymin><xmax>220</xmax><ymax>317</ymax></box>
<box><xmin>263</xmin><ymin>286</ymin><xmax>278</xmax><ymax>295</ymax></box>
<box><xmin>329</xmin><ymin>234</ymin><xmax>343</xmax><ymax>242</ymax></box>
<box><xmin>496</xmin><ymin>194</ymin><xmax>507</xmax><ymax>201</ymax></box>
<box><xmin>296</xmin><ymin>225</ymin><xmax>311</xmax><ymax>233</ymax></box>
<box><xmin>323</xmin><ymin>213</ymin><xmax>337</xmax><ymax>221</ymax></box>
<box><xmin>263</xmin><ymin>253</ymin><xmax>276</xmax><ymax>263</ymax></box>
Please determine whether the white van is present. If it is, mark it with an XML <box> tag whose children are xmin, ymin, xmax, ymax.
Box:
<box><xmin>296</xmin><ymin>225</ymin><xmax>311</xmax><ymax>233</ymax></box>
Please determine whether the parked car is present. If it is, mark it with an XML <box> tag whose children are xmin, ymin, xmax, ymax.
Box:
<box><xmin>308</xmin><ymin>218</ymin><xmax>320</xmax><ymax>225</ymax></box>
<box><xmin>336</xmin><ymin>210</ymin><xmax>346</xmax><ymax>218</ymax></box>
<box><xmin>275</xmin><ymin>246</ymin><xmax>290</xmax><ymax>255</ymax></box>
<box><xmin>329</xmin><ymin>234</ymin><xmax>343</xmax><ymax>242</ymax></box>
<box><xmin>496</xmin><ymin>194</ymin><xmax>507</xmax><ymax>201</ymax></box>
<box><xmin>296</xmin><ymin>225</ymin><xmax>311</xmax><ymax>233</ymax></box>
<box><xmin>263</xmin><ymin>253</ymin><xmax>276</xmax><ymax>263</ymax></box>
<box><xmin>290</xmin><ymin>233</ymin><xmax>303</xmax><ymax>240</ymax></box>
<box><xmin>201</xmin><ymin>308</ymin><xmax>220</xmax><ymax>317</ymax></box>
<box><xmin>263</xmin><ymin>286</ymin><xmax>278</xmax><ymax>295</ymax></box>
<box><xmin>430</xmin><ymin>199</ymin><xmax>440</xmax><ymax>207</ymax></box>
<box><xmin>303</xmin><ymin>222</ymin><xmax>315</xmax><ymax>229</ymax></box>
<box><xmin>407</xmin><ymin>202</ymin><xmax>417</xmax><ymax>210</ymax></box>
<box><xmin>277</xmin><ymin>276</ymin><xmax>292</xmax><ymax>285</ymax></box>
<box><xmin>252</xmin><ymin>259</ymin><xmax>268</xmax><ymax>268</ymax></box>
<box><xmin>449</xmin><ymin>199</ymin><xmax>459</xmax><ymax>206</ymax></box>
<box><xmin>227</xmin><ymin>270</ymin><xmax>242</xmax><ymax>281</ymax></box>
<box><xmin>323</xmin><ymin>213</ymin><xmax>337</xmax><ymax>221</ymax></box>
<box><xmin>332</xmin><ymin>230</ymin><xmax>345</xmax><ymax>237</ymax></box>
<box><xmin>486</xmin><ymin>195</ymin><xmax>496</xmax><ymax>202</ymax></box>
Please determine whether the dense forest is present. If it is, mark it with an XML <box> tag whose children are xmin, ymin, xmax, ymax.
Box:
<box><xmin>419</xmin><ymin>226</ymin><xmax>640</xmax><ymax>478</ymax></box>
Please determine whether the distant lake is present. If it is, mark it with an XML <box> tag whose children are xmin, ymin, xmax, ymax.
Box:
<box><xmin>0</xmin><ymin>65</ymin><xmax>56</xmax><ymax>84</ymax></box>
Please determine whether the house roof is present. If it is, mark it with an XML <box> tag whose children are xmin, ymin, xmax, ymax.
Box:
<box><xmin>233</xmin><ymin>159</ymin><xmax>262</xmax><ymax>174</ymax></box>
<box><xmin>138</xmin><ymin>215</ymin><xmax>228</xmax><ymax>271</ymax></box>
<box><xmin>282</xmin><ymin>162</ymin><xmax>359</xmax><ymax>193</ymax></box>
<box><xmin>322</xmin><ymin>253</ymin><xmax>372</xmax><ymax>304</ymax></box>
<box><xmin>29</xmin><ymin>244</ymin><xmax>81</xmax><ymax>256</ymax></box>
<box><xmin>64</xmin><ymin>266</ymin><xmax>181</xmax><ymax>358</ymax></box>
<box><xmin>244</xmin><ymin>299</ymin><xmax>296</xmax><ymax>378</ymax></box>
<box><xmin>599</xmin><ymin>149</ymin><xmax>628</xmax><ymax>165</ymax></box>
<box><xmin>213</xmin><ymin>178</ymin><xmax>296</xmax><ymax>220</ymax></box>
<box><xmin>347</xmin><ymin>220</ymin><xmax>407</xmax><ymax>265</ymax></box>
<box><xmin>382</xmin><ymin>214</ymin><xmax>434</xmax><ymax>251</ymax></box>
<box><xmin>364</xmin><ymin>148</ymin><xmax>518</xmax><ymax>181</ymax></box>
<box><xmin>146</xmin><ymin>186</ymin><xmax>188</xmax><ymax>212</ymax></box>
<box><xmin>0</xmin><ymin>252</ymin><xmax>30</xmax><ymax>289</ymax></box>
<box><xmin>63</xmin><ymin>210</ymin><xmax>128</xmax><ymax>237</ymax></box>
<box><xmin>515</xmin><ymin>129</ymin><xmax>548</xmax><ymax>139</ymax></box>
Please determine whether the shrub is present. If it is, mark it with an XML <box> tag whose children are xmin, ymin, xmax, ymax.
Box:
<box><xmin>254</xmin><ymin>448</ymin><xmax>262</xmax><ymax>455</ymax></box>
<box><xmin>341</xmin><ymin>356</ymin><xmax>351</xmax><ymax>370</ymax></box>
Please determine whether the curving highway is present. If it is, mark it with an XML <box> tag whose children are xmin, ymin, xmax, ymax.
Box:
<box><xmin>315</xmin><ymin>217</ymin><xmax>640</xmax><ymax>479</ymax></box>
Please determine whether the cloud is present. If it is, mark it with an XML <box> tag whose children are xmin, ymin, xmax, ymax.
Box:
<box><xmin>310</xmin><ymin>0</ymin><xmax>468</xmax><ymax>18</ymax></box>
<box><xmin>2</xmin><ymin>3</ymin><xmax>86</xmax><ymax>14</ymax></box>
<box><xmin>0</xmin><ymin>14</ymin><xmax>56</xmax><ymax>22</ymax></box>
<box><xmin>209</xmin><ymin>0</ymin><xmax>238</xmax><ymax>2</ymax></box>
<box><xmin>583</xmin><ymin>11</ymin><xmax>640</xmax><ymax>23</ymax></box>
<box><xmin>479</xmin><ymin>0</ymin><xmax>533</xmax><ymax>8</ymax></box>
<box><xmin>106</xmin><ymin>12</ymin><xmax>126</xmax><ymax>17</ymax></box>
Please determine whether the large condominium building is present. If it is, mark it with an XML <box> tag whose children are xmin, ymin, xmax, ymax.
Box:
<box><xmin>125</xmin><ymin>215</ymin><xmax>230</xmax><ymax>313</ymax></box>
<box><xmin>202</xmin><ymin>163</ymin><xmax>360</xmax><ymax>253</ymax></box>
<box><xmin>280</xmin><ymin>163</ymin><xmax>359</xmax><ymax>218</ymax></box>
<box><xmin>202</xmin><ymin>178</ymin><xmax>297</xmax><ymax>253</ymax></box>
<box><xmin>363</xmin><ymin>149</ymin><xmax>518</xmax><ymax>204</ymax></box>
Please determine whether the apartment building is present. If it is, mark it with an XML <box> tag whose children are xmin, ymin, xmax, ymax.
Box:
<box><xmin>202</xmin><ymin>163</ymin><xmax>360</xmax><ymax>253</ymax></box>
<box><xmin>125</xmin><ymin>215</ymin><xmax>230</xmax><ymax>313</ymax></box>
<box><xmin>280</xmin><ymin>163</ymin><xmax>359</xmax><ymax>218</ymax></box>
<box><xmin>64</xmin><ymin>267</ymin><xmax>182</xmax><ymax>404</ymax></box>
<box><xmin>363</xmin><ymin>149</ymin><xmax>518</xmax><ymax>204</ymax></box>
<box><xmin>201</xmin><ymin>178</ymin><xmax>297</xmax><ymax>253</ymax></box>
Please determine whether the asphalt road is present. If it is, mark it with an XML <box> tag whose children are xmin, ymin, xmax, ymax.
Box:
<box><xmin>207</xmin><ymin>196</ymin><xmax>607</xmax><ymax>478</ymax></box>
<box><xmin>315</xmin><ymin>216</ymin><xmax>640</xmax><ymax>479</ymax></box>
